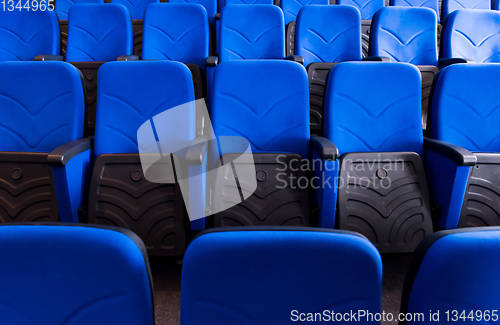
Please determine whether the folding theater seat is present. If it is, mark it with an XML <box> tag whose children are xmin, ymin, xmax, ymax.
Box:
<box><xmin>0</xmin><ymin>10</ymin><xmax>59</xmax><ymax>61</ymax></box>
<box><xmin>400</xmin><ymin>227</ymin><xmax>500</xmax><ymax>324</ymax></box>
<box><xmin>168</xmin><ymin>0</ymin><xmax>217</xmax><ymax>43</ymax></box>
<box><xmin>142</xmin><ymin>3</ymin><xmax>210</xmax><ymax>100</ymax></box>
<box><xmin>294</xmin><ymin>5</ymin><xmax>362</xmax><ymax>135</ymax></box>
<box><xmin>208</xmin><ymin>60</ymin><xmax>336</xmax><ymax>227</ymax></box>
<box><xmin>370</xmin><ymin>7</ymin><xmax>438</xmax><ymax>131</ymax></box>
<box><xmin>110</xmin><ymin>0</ymin><xmax>159</xmax><ymax>56</ymax></box>
<box><xmin>441</xmin><ymin>0</ymin><xmax>490</xmax><ymax>19</ymax></box>
<box><xmin>54</xmin><ymin>0</ymin><xmax>104</xmax><ymax>56</ymax></box>
<box><xmin>0</xmin><ymin>62</ymin><xmax>90</xmax><ymax>223</ymax></box>
<box><xmin>0</xmin><ymin>224</ymin><xmax>153</xmax><ymax>324</ymax></box>
<box><xmin>219</xmin><ymin>0</ymin><xmax>274</xmax><ymax>12</ymax></box>
<box><xmin>38</xmin><ymin>4</ymin><xmax>134</xmax><ymax>134</ymax></box>
<box><xmin>87</xmin><ymin>61</ymin><xmax>207</xmax><ymax>256</ymax></box>
<box><xmin>336</xmin><ymin>0</ymin><xmax>385</xmax><ymax>57</ymax></box>
<box><xmin>426</xmin><ymin>64</ymin><xmax>500</xmax><ymax>229</ymax></box>
<box><xmin>280</xmin><ymin>0</ymin><xmax>329</xmax><ymax>57</ymax></box>
<box><xmin>390</xmin><ymin>0</ymin><xmax>439</xmax><ymax>21</ymax></box>
<box><xmin>323</xmin><ymin>62</ymin><xmax>434</xmax><ymax>253</ymax></box>
<box><xmin>181</xmin><ymin>227</ymin><xmax>382</xmax><ymax>324</ymax></box>
<box><xmin>440</xmin><ymin>9</ymin><xmax>500</xmax><ymax>68</ymax></box>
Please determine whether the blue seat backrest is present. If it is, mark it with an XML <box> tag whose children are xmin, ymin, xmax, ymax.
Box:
<box><xmin>111</xmin><ymin>0</ymin><xmax>159</xmax><ymax>19</ymax></box>
<box><xmin>402</xmin><ymin>227</ymin><xmax>500</xmax><ymax>320</ymax></box>
<box><xmin>219</xmin><ymin>5</ymin><xmax>285</xmax><ymax>62</ymax></box>
<box><xmin>371</xmin><ymin>7</ymin><xmax>438</xmax><ymax>66</ymax></box>
<box><xmin>211</xmin><ymin>60</ymin><xmax>310</xmax><ymax>159</ymax></box>
<box><xmin>324</xmin><ymin>62</ymin><xmax>424</xmax><ymax>156</ymax></box>
<box><xmin>142</xmin><ymin>3</ymin><xmax>209</xmax><ymax>70</ymax></box>
<box><xmin>66</xmin><ymin>4</ymin><xmax>133</xmax><ymax>62</ymax></box>
<box><xmin>0</xmin><ymin>224</ymin><xmax>153</xmax><ymax>324</ymax></box>
<box><xmin>296</xmin><ymin>5</ymin><xmax>362</xmax><ymax>66</ymax></box>
<box><xmin>430</xmin><ymin>64</ymin><xmax>500</xmax><ymax>152</ymax></box>
<box><xmin>94</xmin><ymin>61</ymin><xmax>195</xmax><ymax>158</ymax></box>
<box><xmin>55</xmin><ymin>0</ymin><xmax>104</xmax><ymax>20</ymax></box>
<box><xmin>441</xmin><ymin>9</ymin><xmax>500</xmax><ymax>63</ymax></box>
<box><xmin>0</xmin><ymin>62</ymin><xmax>84</xmax><ymax>153</ymax></box>
<box><xmin>280</xmin><ymin>0</ymin><xmax>329</xmax><ymax>26</ymax></box>
<box><xmin>169</xmin><ymin>0</ymin><xmax>217</xmax><ymax>27</ymax></box>
<box><xmin>336</xmin><ymin>0</ymin><xmax>385</xmax><ymax>19</ymax></box>
<box><xmin>219</xmin><ymin>0</ymin><xmax>274</xmax><ymax>11</ymax></box>
<box><xmin>181</xmin><ymin>228</ymin><xmax>382</xmax><ymax>324</ymax></box>
<box><xmin>442</xmin><ymin>0</ymin><xmax>490</xmax><ymax>18</ymax></box>
<box><xmin>0</xmin><ymin>10</ymin><xmax>59</xmax><ymax>61</ymax></box>
<box><xmin>389</xmin><ymin>0</ymin><xmax>440</xmax><ymax>22</ymax></box>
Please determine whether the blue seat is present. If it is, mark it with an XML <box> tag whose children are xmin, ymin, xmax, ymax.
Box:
<box><xmin>219</xmin><ymin>5</ymin><xmax>285</xmax><ymax>62</ymax></box>
<box><xmin>294</xmin><ymin>5</ymin><xmax>362</xmax><ymax>135</ymax></box>
<box><xmin>426</xmin><ymin>64</ymin><xmax>500</xmax><ymax>229</ymax></box>
<box><xmin>281</xmin><ymin>0</ymin><xmax>329</xmax><ymax>27</ymax></box>
<box><xmin>371</xmin><ymin>7</ymin><xmax>438</xmax><ymax>66</ymax></box>
<box><xmin>441</xmin><ymin>0</ymin><xmax>490</xmax><ymax>19</ymax></box>
<box><xmin>389</xmin><ymin>0</ymin><xmax>440</xmax><ymax>22</ymax></box>
<box><xmin>401</xmin><ymin>227</ymin><xmax>500</xmax><ymax>323</ymax></box>
<box><xmin>111</xmin><ymin>0</ymin><xmax>159</xmax><ymax>19</ymax></box>
<box><xmin>0</xmin><ymin>10</ymin><xmax>59</xmax><ymax>61</ymax></box>
<box><xmin>219</xmin><ymin>0</ymin><xmax>274</xmax><ymax>12</ymax></box>
<box><xmin>142</xmin><ymin>3</ymin><xmax>209</xmax><ymax>99</ymax></box>
<box><xmin>89</xmin><ymin>61</ymin><xmax>207</xmax><ymax>256</ymax></box>
<box><xmin>66</xmin><ymin>4</ymin><xmax>133</xmax><ymax>62</ymax></box>
<box><xmin>209</xmin><ymin>60</ymin><xmax>336</xmax><ymax>227</ymax></box>
<box><xmin>55</xmin><ymin>0</ymin><xmax>104</xmax><ymax>20</ymax></box>
<box><xmin>323</xmin><ymin>62</ymin><xmax>433</xmax><ymax>253</ymax></box>
<box><xmin>169</xmin><ymin>0</ymin><xmax>217</xmax><ymax>29</ymax></box>
<box><xmin>336</xmin><ymin>0</ymin><xmax>385</xmax><ymax>57</ymax></box>
<box><xmin>370</xmin><ymin>7</ymin><xmax>439</xmax><ymax>130</ymax></box>
<box><xmin>441</xmin><ymin>9</ymin><xmax>500</xmax><ymax>64</ymax></box>
<box><xmin>181</xmin><ymin>227</ymin><xmax>382</xmax><ymax>324</ymax></box>
<box><xmin>0</xmin><ymin>61</ymin><xmax>90</xmax><ymax>223</ymax></box>
<box><xmin>0</xmin><ymin>224</ymin><xmax>153</xmax><ymax>324</ymax></box>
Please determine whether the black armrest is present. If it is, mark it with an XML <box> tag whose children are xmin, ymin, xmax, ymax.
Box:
<box><xmin>47</xmin><ymin>137</ymin><xmax>92</xmax><ymax>166</ymax></box>
<box><xmin>311</xmin><ymin>135</ymin><xmax>338</xmax><ymax>161</ymax></box>
<box><xmin>363</xmin><ymin>56</ymin><xmax>391</xmax><ymax>62</ymax></box>
<box><xmin>117</xmin><ymin>55</ymin><xmax>140</xmax><ymax>61</ymax></box>
<box><xmin>206</xmin><ymin>56</ymin><xmax>218</xmax><ymax>68</ymax></box>
<box><xmin>438</xmin><ymin>58</ymin><xmax>474</xmax><ymax>69</ymax></box>
<box><xmin>185</xmin><ymin>136</ymin><xmax>209</xmax><ymax>165</ymax></box>
<box><xmin>286</xmin><ymin>55</ymin><xmax>304</xmax><ymax>65</ymax></box>
<box><xmin>34</xmin><ymin>55</ymin><xmax>64</xmax><ymax>61</ymax></box>
<box><xmin>424</xmin><ymin>137</ymin><xmax>476</xmax><ymax>166</ymax></box>
<box><xmin>215</xmin><ymin>13</ymin><xmax>220</xmax><ymax>21</ymax></box>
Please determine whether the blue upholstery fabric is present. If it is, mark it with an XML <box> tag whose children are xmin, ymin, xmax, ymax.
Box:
<box><xmin>181</xmin><ymin>228</ymin><xmax>382</xmax><ymax>325</ymax></box>
<box><xmin>390</xmin><ymin>0</ymin><xmax>440</xmax><ymax>22</ymax></box>
<box><xmin>337</xmin><ymin>0</ymin><xmax>385</xmax><ymax>19</ymax></box>
<box><xmin>219</xmin><ymin>5</ymin><xmax>285</xmax><ymax>62</ymax></box>
<box><xmin>324</xmin><ymin>62</ymin><xmax>423</xmax><ymax>157</ymax></box>
<box><xmin>403</xmin><ymin>227</ymin><xmax>500</xmax><ymax>322</ymax></box>
<box><xmin>0</xmin><ymin>10</ymin><xmax>59</xmax><ymax>61</ymax></box>
<box><xmin>219</xmin><ymin>0</ymin><xmax>274</xmax><ymax>11</ymax></box>
<box><xmin>280</xmin><ymin>0</ymin><xmax>329</xmax><ymax>25</ymax></box>
<box><xmin>111</xmin><ymin>0</ymin><xmax>159</xmax><ymax>19</ymax></box>
<box><xmin>169</xmin><ymin>0</ymin><xmax>217</xmax><ymax>27</ymax></box>
<box><xmin>430</xmin><ymin>64</ymin><xmax>500</xmax><ymax>152</ymax></box>
<box><xmin>371</xmin><ymin>7</ymin><xmax>438</xmax><ymax>66</ymax></box>
<box><xmin>0</xmin><ymin>62</ymin><xmax>84</xmax><ymax>153</ymax></box>
<box><xmin>142</xmin><ymin>3</ymin><xmax>209</xmax><ymax>70</ymax></box>
<box><xmin>66</xmin><ymin>4</ymin><xmax>133</xmax><ymax>62</ymax></box>
<box><xmin>0</xmin><ymin>224</ymin><xmax>153</xmax><ymax>324</ymax></box>
<box><xmin>94</xmin><ymin>61</ymin><xmax>195</xmax><ymax>158</ymax></box>
<box><xmin>441</xmin><ymin>9</ymin><xmax>500</xmax><ymax>63</ymax></box>
<box><xmin>55</xmin><ymin>0</ymin><xmax>104</xmax><ymax>20</ymax></box>
<box><xmin>295</xmin><ymin>5</ymin><xmax>362</xmax><ymax>67</ymax></box>
<box><xmin>442</xmin><ymin>0</ymin><xmax>490</xmax><ymax>18</ymax></box>
<box><xmin>211</xmin><ymin>60</ymin><xmax>310</xmax><ymax>159</ymax></box>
